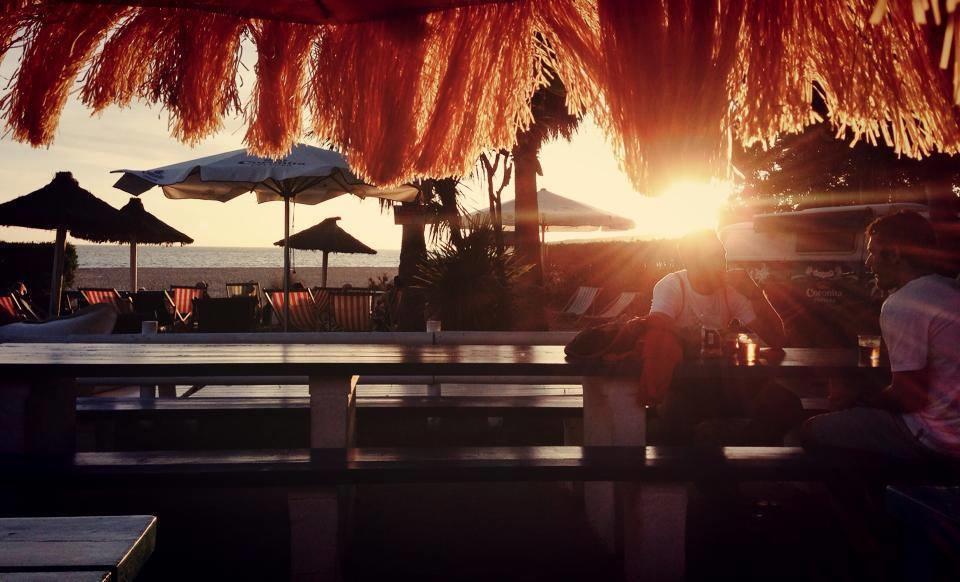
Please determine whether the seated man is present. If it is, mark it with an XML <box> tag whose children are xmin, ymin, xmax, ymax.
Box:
<box><xmin>802</xmin><ymin>211</ymin><xmax>960</xmax><ymax>462</ymax></box>
<box><xmin>647</xmin><ymin>229</ymin><xmax>795</xmax><ymax>444</ymax></box>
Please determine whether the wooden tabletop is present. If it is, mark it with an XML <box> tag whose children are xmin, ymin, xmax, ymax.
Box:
<box><xmin>0</xmin><ymin>343</ymin><xmax>888</xmax><ymax>379</ymax></box>
<box><xmin>0</xmin><ymin>515</ymin><xmax>156</xmax><ymax>582</ymax></box>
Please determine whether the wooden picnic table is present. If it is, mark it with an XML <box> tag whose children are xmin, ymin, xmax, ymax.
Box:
<box><xmin>0</xmin><ymin>342</ymin><xmax>888</xmax><ymax>580</ymax></box>
<box><xmin>0</xmin><ymin>515</ymin><xmax>156</xmax><ymax>582</ymax></box>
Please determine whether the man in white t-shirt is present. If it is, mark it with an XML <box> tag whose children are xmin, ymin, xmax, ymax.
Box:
<box><xmin>649</xmin><ymin>230</ymin><xmax>786</xmax><ymax>347</ymax></box>
<box><xmin>647</xmin><ymin>230</ymin><xmax>793</xmax><ymax>444</ymax></box>
<box><xmin>802</xmin><ymin>211</ymin><xmax>960</xmax><ymax>461</ymax></box>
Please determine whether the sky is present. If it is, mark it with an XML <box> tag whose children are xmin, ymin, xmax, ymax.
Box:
<box><xmin>0</xmin><ymin>53</ymin><xmax>729</xmax><ymax>250</ymax></box>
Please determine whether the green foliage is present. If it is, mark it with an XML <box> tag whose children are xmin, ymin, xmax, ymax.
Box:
<box><xmin>413</xmin><ymin>221</ymin><xmax>530</xmax><ymax>330</ymax></box>
<box><xmin>0</xmin><ymin>241</ymin><xmax>77</xmax><ymax>291</ymax></box>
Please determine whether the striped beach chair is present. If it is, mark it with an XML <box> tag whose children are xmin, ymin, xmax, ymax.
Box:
<box><xmin>582</xmin><ymin>291</ymin><xmax>640</xmax><ymax>322</ymax></box>
<box><xmin>226</xmin><ymin>281</ymin><xmax>261</xmax><ymax>303</ymax></box>
<box><xmin>559</xmin><ymin>286</ymin><xmax>601</xmax><ymax>318</ymax></box>
<box><xmin>168</xmin><ymin>285</ymin><xmax>207</xmax><ymax>327</ymax></box>
<box><xmin>79</xmin><ymin>288</ymin><xmax>133</xmax><ymax>314</ymax></box>
<box><xmin>265</xmin><ymin>288</ymin><xmax>319</xmax><ymax>331</ymax></box>
<box><xmin>0</xmin><ymin>293</ymin><xmax>24</xmax><ymax>324</ymax></box>
<box><xmin>331</xmin><ymin>292</ymin><xmax>374</xmax><ymax>332</ymax></box>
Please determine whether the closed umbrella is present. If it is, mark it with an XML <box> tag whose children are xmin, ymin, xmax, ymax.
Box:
<box><xmin>274</xmin><ymin>217</ymin><xmax>376</xmax><ymax>287</ymax></box>
<box><xmin>112</xmin><ymin>144</ymin><xmax>417</xmax><ymax>329</ymax></box>
<box><xmin>116</xmin><ymin>197</ymin><xmax>194</xmax><ymax>291</ymax></box>
<box><xmin>0</xmin><ymin>171</ymin><xmax>125</xmax><ymax>317</ymax></box>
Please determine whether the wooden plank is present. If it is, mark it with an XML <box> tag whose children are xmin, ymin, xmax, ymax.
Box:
<box><xmin>77</xmin><ymin>395</ymin><xmax>583</xmax><ymax>412</ymax></box>
<box><xmin>0</xmin><ymin>516</ymin><xmax>155</xmax><ymax>582</ymax></box>
<box><xmin>0</xmin><ymin>343</ymin><xmax>890</xmax><ymax>380</ymax></box>
<box><xmin>5</xmin><ymin>447</ymin><xmax>833</xmax><ymax>486</ymax></box>
<box><xmin>0</xmin><ymin>572</ymin><xmax>111</xmax><ymax>581</ymax></box>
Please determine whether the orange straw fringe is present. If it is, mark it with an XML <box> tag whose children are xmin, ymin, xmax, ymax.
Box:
<box><xmin>0</xmin><ymin>1</ymin><xmax>958</xmax><ymax>192</ymax></box>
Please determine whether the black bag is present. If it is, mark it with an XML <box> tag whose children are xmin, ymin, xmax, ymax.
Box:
<box><xmin>564</xmin><ymin>317</ymin><xmax>647</xmax><ymax>361</ymax></box>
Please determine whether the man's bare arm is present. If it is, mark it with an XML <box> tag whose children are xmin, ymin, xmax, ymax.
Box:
<box><xmin>745</xmin><ymin>291</ymin><xmax>787</xmax><ymax>349</ymax></box>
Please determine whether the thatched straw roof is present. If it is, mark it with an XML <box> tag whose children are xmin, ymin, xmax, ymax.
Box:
<box><xmin>0</xmin><ymin>171</ymin><xmax>127</xmax><ymax>242</ymax></box>
<box><xmin>1</xmin><ymin>1</ymin><xmax>959</xmax><ymax>193</ymax></box>
<box><xmin>275</xmin><ymin>217</ymin><xmax>376</xmax><ymax>254</ymax></box>
<box><xmin>116</xmin><ymin>197</ymin><xmax>194</xmax><ymax>245</ymax></box>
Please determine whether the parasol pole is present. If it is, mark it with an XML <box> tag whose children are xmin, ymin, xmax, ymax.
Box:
<box><xmin>49</xmin><ymin>226</ymin><xmax>66</xmax><ymax>318</ymax></box>
<box><xmin>322</xmin><ymin>251</ymin><xmax>329</xmax><ymax>287</ymax></box>
<box><xmin>283</xmin><ymin>193</ymin><xmax>290</xmax><ymax>332</ymax></box>
<box><xmin>129</xmin><ymin>239</ymin><xmax>138</xmax><ymax>291</ymax></box>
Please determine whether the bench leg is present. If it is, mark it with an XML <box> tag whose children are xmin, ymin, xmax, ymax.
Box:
<box><xmin>288</xmin><ymin>375</ymin><xmax>358</xmax><ymax>581</ymax></box>
<box><xmin>139</xmin><ymin>385</ymin><xmax>156</xmax><ymax>399</ymax></box>
<box><xmin>623</xmin><ymin>483</ymin><xmax>688</xmax><ymax>582</ymax></box>
<box><xmin>288</xmin><ymin>487</ymin><xmax>343</xmax><ymax>581</ymax></box>
<box><xmin>582</xmin><ymin>377</ymin><xmax>646</xmax><ymax>554</ymax></box>
<box><xmin>0</xmin><ymin>378</ymin><xmax>77</xmax><ymax>454</ymax></box>
<box><xmin>157</xmin><ymin>383</ymin><xmax>176</xmax><ymax>398</ymax></box>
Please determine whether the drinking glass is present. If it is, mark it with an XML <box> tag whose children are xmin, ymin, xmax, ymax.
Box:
<box><xmin>857</xmin><ymin>334</ymin><xmax>881</xmax><ymax>365</ymax></box>
<box><xmin>737</xmin><ymin>333</ymin><xmax>759</xmax><ymax>364</ymax></box>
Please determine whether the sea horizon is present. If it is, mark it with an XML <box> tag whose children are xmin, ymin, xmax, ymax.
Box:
<box><xmin>75</xmin><ymin>244</ymin><xmax>401</xmax><ymax>269</ymax></box>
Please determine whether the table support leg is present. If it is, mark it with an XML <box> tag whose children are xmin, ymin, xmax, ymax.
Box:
<box><xmin>308</xmin><ymin>375</ymin><xmax>358</xmax><ymax>449</ymax></box>
<box><xmin>583</xmin><ymin>376</ymin><xmax>687</xmax><ymax>580</ymax></box>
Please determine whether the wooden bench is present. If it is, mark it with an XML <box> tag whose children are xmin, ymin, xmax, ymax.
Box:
<box><xmin>0</xmin><ymin>515</ymin><xmax>156</xmax><ymax>581</ymax></box>
<box><xmin>6</xmin><ymin>446</ymin><xmax>957</xmax><ymax>581</ymax></box>
<box><xmin>76</xmin><ymin>394</ymin><xmax>584</xmax><ymax>449</ymax></box>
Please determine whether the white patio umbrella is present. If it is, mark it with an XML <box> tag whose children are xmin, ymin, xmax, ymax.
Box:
<box><xmin>112</xmin><ymin>144</ymin><xmax>418</xmax><ymax>330</ymax></box>
<box><xmin>472</xmin><ymin>188</ymin><xmax>635</xmax><ymax>242</ymax></box>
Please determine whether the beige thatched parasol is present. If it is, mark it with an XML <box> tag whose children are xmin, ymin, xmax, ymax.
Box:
<box><xmin>0</xmin><ymin>171</ymin><xmax>125</xmax><ymax>316</ymax></box>
<box><xmin>116</xmin><ymin>197</ymin><xmax>194</xmax><ymax>291</ymax></box>
<box><xmin>274</xmin><ymin>217</ymin><xmax>376</xmax><ymax>287</ymax></box>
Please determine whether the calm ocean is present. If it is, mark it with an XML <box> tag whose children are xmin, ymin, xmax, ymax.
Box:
<box><xmin>75</xmin><ymin>245</ymin><xmax>401</xmax><ymax>269</ymax></box>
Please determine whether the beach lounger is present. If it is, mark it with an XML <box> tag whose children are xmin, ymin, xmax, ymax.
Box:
<box><xmin>131</xmin><ymin>290</ymin><xmax>175</xmax><ymax>328</ymax></box>
<box><xmin>194</xmin><ymin>296</ymin><xmax>259</xmax><ymax>332</ymax></box>
<box><xmin>79</xmin><ymin>288</ymin><xmax>133</xmax><ymax>314</ymax></box>
<box><xmin>265</xmin><ymin>288</ymin><xmax>320</xmax><ymax>331</ymax></box>
<box><xmin>582</xmin><ymin>291</ymin><xmax>640</xmax><ymax>322</ymax></box>
<box><xmin>0</xmin><ymin>293</ymin><xmax>24</xmax><ymax>324</ymax></box>
<box><xmin>226</xmin><ymin>281</ymin><xmax>262</xmax><ymax>304</ymax></box>
<box><xmin>168</xmin><ymin>285</ymin><xmax>207</xmax><ymax>327</ymax></box>
<box><xmin>559</xmin><ymin>286</ymin><xmax>600</xmax><ymax>317</ymax></box>
<box><xmin>331</xmin><ymin>291</ymin><xmax>374</xmax><ymax>332</ymax></box>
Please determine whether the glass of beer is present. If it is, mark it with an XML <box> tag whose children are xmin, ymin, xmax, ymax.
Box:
<box><xmin>737</xmin><ymin>333</ymin><xmax>759</xmax><ymax>365</ymax></box>
<box><xmin>857</xmin><ymin>334</ymin><xmax>881</xmax><ymax>366</ymax></box>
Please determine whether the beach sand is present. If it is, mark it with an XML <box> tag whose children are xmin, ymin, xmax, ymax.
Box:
<box><xmin>74</xmin><ymin>267</ymin><xmax>398</xmax><ymax>296</ymax></box>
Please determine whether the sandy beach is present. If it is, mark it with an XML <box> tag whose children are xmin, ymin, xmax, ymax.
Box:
<box><xmin>74</xmin><ymin>267</ymin><xmax>398</xmax><ymax>296</ymax></box>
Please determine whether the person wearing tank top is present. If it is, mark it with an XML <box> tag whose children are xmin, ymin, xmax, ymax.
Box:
<box><xmin>646</xmin><ymin>230</ymin><xmax>795</xmax><ymax>445</ymax></box>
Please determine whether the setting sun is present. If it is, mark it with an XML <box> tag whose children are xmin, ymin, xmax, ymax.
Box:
<box><xmin>626</xmin><ymin>179</ymin><xmax>734</xmax><ymax>239</ymax></box>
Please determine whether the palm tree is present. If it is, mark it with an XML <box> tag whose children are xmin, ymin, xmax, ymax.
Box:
<box><xmin>393</xmin><ymin>177</ymin><xmax>464</xmax><ymax>330</ymax></box>
<box><xmin>512</xmin><ymin>75</ymin><xmax>582</xmax><ymax>282</ymax></box>
<box><xmin>509</xmin><ymin>75</ymin><xmax>582</xmax><ymax>330</ymax></box>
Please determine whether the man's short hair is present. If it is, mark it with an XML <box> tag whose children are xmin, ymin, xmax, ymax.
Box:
<box><xmin>677</xmin><ymin>229</ymin><xmax>722</xmax><ymax>260</ymax></box>
<box><xmin>866</xmin><ymin>210</ymin><xmax>937</xmax><ymax>267</ymax></box>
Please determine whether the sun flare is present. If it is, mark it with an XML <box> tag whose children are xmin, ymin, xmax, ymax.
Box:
<box><xmin>627</xmin><ymin>179</ymin><xmax>733</xmax><ymax>239</ymax></box>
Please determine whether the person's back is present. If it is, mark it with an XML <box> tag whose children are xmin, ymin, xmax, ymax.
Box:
<box><xmin>883</xmin><ymin>273</ymin><xmax>960</xmax><ymax>456</ymax></box>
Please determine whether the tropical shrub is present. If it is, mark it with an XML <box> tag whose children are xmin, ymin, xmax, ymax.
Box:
<box><xmin>414</xmin><ymin>222</ymin><xmax>530</xmax><ymax>330</ymax></box>
<box><xmin>0</xmin><ymin>241</ymin><xmax>77</xmax><ymax>291</ymax></box>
